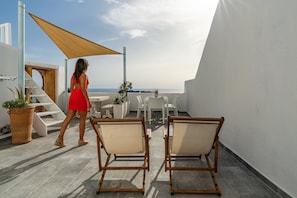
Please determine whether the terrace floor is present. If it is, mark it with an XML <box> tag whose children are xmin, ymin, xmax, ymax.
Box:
<box><xmin>0</xmin><ymin>112</ymin><xmax>283</xmax><ymax>198</ymax></box>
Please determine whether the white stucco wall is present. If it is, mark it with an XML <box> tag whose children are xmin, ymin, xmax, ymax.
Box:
<box><xmin>0</xmin><ymin>44</ymin><xmax>66</xmax><ymax>129</ymax></box>
<box><xmin>186</xmin><ymin>0</ymin><xmax>297</xmax><ymax>197</ymax></box>
<box><xmin>0</xmin><ymin>43</ymin><xmax>18</xmax><ymax>128</ymax></box>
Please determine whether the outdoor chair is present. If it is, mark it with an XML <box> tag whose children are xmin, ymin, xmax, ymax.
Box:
<box><xmin>90</xmin><ymin>117</ymin><xmax>150</xmax><ymax>194</ymax></box>
<box><xmin>136</xmin><ymin>95</ymin><xmax>146</xmax><ymax>119</ymax></box>
<box><xmin>164</xmin><ymin>96</ymin><xmax>178</xmax><ymax>117</ymax></box>
<box><xmin>164</xmin><ymin>116</ymin><xmax>224</xmax><ymax>195</ymax></box>
<box><xmin>147</xmin><ymin>96</ymin><xmax>166</xmax><ymax>124</ymax></box>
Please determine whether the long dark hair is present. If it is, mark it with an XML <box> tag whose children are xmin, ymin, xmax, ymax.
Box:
<box><xmin>73</xmin><ymin>58</ymin><xmax>89</xmax><ymax>82</ymax></box>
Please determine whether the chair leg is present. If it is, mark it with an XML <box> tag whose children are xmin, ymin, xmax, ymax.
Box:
<box><xmin>162</xmin><ymin>109</ymin><xmax>165</xmax><ymax>124</ymax></box>
<box><xmin>168</xmin><ymin>155</ymin><xmax>174</xmax><ymax>194</ymax></box>
<box><xmin>97</xmin><ymin>154</ymin><xmax>111</xmax><ymax>194</ymax></box>
<box><xmin>205</xmin><ymin>155</ymin><xmax>221</xmax><ymax>194</ymax></box>
<box><xmin>142</xmin><ymin>155</ymin><xmax>148</xmax><ymax>194</ymax></box>
<box><xmin>137</xmin><ymin>109</ymin><xmax>140</xmax><ymax>118</ymax></box>
<box><xmin>148</xmin><ymin>109</ymin><xmax>152</xmax><ymax>124</ymax></box>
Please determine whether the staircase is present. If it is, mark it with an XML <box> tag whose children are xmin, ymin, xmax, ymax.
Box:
<box><xmin>25</xmin><ymin>72</ymin><xmax>66</xmax><ymax>136</ymax></box>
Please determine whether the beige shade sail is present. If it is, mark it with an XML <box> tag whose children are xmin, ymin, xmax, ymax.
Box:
<box><xmin>28</xmin><ymin>13</ymin><xmax>121</xmax><ymax>59</ymax></box>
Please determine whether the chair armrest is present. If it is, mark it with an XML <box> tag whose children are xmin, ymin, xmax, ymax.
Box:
<box><xmin>163</xmin><ymin>128</ymin><xmax>168</xmax><ymax>139</ymax></box>
<box><xmin>146</xmin><ymin>128</ymin><xmax>152</xmax><ymax>139</ymax></box>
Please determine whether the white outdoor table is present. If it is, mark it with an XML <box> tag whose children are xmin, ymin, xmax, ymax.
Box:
<box><xmin>89</xmin><ymin>96</ymin><xmax>110</xmax><ymax>112</ymax></box>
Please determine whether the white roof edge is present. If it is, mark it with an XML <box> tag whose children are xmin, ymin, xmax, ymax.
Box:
<box><xmin>25</xmin><ymin>61</ymin><xmax>59</xmax><ymax>69</ymax></box>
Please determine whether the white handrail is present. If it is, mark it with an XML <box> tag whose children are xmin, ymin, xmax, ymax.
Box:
<box><xmin>0</xmin><ymin>75</ymin><xmax>17</xmax><ymax>81</ymax></box>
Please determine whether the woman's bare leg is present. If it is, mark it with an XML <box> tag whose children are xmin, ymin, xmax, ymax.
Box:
<box><xmin>55</xmin><ymin>110</ymin><xmax>76</xmax><ymax>147</ymax></box>
<box><xmin>78</xmin><ymin>110</ymin><xmax>88</xmax><ymax>145</ymax></box>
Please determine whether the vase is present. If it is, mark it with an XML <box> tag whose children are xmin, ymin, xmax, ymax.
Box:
<box><xmin>123</xmin><ymin>101</ymin><xmax>130</xmax><ymax>117</ymax></box>
<box><xmin>113</xmin><ymin>104</ymin><xmax>125</xmax><ymax>118</ymax></box>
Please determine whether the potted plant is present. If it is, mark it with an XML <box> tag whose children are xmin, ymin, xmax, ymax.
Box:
<box><xmin>2</xmin><ymin>87</ymin><xmax>35</xmax><ymax>144</ymax></box>
<box><xmin>118</xmin><ymin>81</ymin><xmax>133</xmax><ymax>117</ymax></box>
<box><xmin>112</xmin><ymin>81</ymin><xmax>133</xmax><ymax>118</ymax></box>
<box><xmin>113</xmin><ymin>95</ymin><xmax>125</xmax><ymax>118</ymax></box>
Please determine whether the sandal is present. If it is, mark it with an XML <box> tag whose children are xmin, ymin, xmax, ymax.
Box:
<box><xmin>55</xmin><ymin>136</ymin><xmax>66</xmax><ymax>148</ymax></box>
<box><xmin>78</xmin><ymin>140</ymin><xmax>88</xmax><ymax>146</ymax></box>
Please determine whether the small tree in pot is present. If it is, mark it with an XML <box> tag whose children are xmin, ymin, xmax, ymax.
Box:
<box><xmin>113</xmin><ymin>81</ymin><xmax>132</xmax><ymax>118</ymax></box>
<box><xmin>118</xmin><ymin>81</ymin><xmax>132</xmax><ymax>101</ymax></box>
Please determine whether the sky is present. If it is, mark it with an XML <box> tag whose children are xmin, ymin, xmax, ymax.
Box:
<box><xmin>1</xmin><ymin>0</ymin><xmax>218</xmax><ymax>91</ymax></box>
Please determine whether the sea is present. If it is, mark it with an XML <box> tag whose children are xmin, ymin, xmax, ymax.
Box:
<box><xmin>88</xmin><ymin>88</ymin><xmax>184</xmax><ymax>93</ymax></box>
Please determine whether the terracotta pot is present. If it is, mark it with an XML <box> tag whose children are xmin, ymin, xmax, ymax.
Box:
<box><xmin>8</xmin><ymin>107</ymin><xmax>35</xmax><ymax>144</ymax></box>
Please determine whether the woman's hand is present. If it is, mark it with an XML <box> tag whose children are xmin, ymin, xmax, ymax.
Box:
<box><xmin>88</xmin><ymin>100</ymin><xmax>92</xmax><ymax>109</ymax></box>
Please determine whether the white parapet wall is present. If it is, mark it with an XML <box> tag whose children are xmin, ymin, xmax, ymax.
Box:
<box><xmin>86</xmin><ymin>92</ymin><xmax>187</xmax><ymax>113</ymax></box>
<box><xmin>0</xmin><ymin>23</ymin><xmax>12</xmax><ymax>45</ymax></box>
<box><xmin>185</xmin><ymin>0</ymin><xmax>297</xmax><ymax>197</ymax></box>
<box><xmin>0</xmin><ymin>42</ymin><xmax>18</xmax><ymax>129</ymax></box>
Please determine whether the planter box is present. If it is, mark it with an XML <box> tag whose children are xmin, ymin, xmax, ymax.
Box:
<box><xmin>124</xmin><ymin>101</ymin><xmax>130</xmax><ymax>116</ymax></box>
<box><xmin>113</xmin><ymin>101</ymin><xmax>130</xmax><ymax>118</ymax></box>
<box><xmin>113</xmin><ymin>104</ymin><xmax>125</xmax><ymax>118</ymax></box>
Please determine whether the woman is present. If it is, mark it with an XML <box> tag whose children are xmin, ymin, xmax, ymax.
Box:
<box><xmin>55</xmin><ymin>58</ymin><xmax>91</xmax><ymax>147</ymax></box>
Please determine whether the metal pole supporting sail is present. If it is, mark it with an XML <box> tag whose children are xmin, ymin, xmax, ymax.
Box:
<box><xmin>18</xmin><ymin>0</ymin><xmax>25</xmax><ymax>92</ymax></box>
<box><xmin>123</xmin><ymin>46</ymin><xmax>126</xmax><ymax>82</ymax></box>
<box><xmin>64</xmin><ymin>59</ymin><xmax>68</xmax><ymax>111</ymax></box>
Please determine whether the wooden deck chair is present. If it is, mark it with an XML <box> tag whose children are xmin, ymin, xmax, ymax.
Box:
<box><xmin>164</xmin><ymin>116</ymin><xmax>224</xmax><ymax>195</ymax></box>
<box><xmin>90</xmin><ymin>117</ymin><xmax>150</xmax><ymax>194</ymax></box>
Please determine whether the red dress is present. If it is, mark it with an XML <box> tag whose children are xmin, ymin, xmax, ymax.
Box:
<box><xmin>68</xmin><ymin>75</ymin><xmax>89</xmax><ymax>111</ymax></box>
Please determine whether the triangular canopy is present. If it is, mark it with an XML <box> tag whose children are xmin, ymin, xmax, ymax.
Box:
<box><xmin>28</xmin><ymin>13</ymin><xmax>121</xmax><ymax>59</ymax></box>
